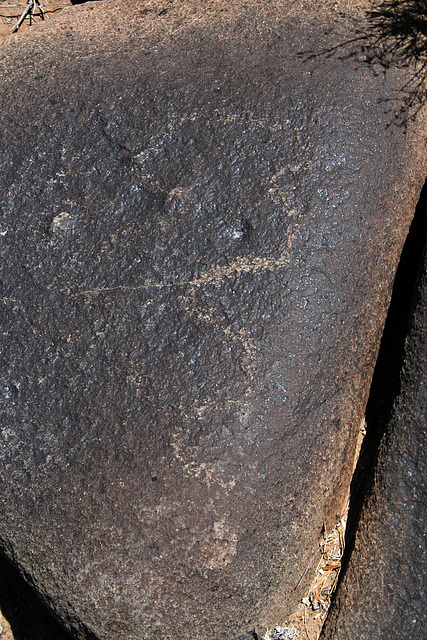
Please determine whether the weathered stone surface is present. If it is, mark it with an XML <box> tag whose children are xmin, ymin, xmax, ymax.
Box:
<box><xmin>0</xmin><ymin>1</ymin><xmax>425</xmax><ymax>639</ymax></box>
<box><xmin>0</xmin><ymin>553</ymin><xmax>74</xmax><ymax>640</ymax></box>
<box><xmin>321</xmin><ymin>240</ymin><xmax>427</xmax><ymax>640</ymax></box>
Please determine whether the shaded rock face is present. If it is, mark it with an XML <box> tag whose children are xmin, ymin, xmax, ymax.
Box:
<box><xmin>321</xmin><ymin>240</ymin><xmax>427</xmax><ymax>640</ymax></box>
<box><xmin>0</xmin><ymin>553</ymin><xmax>74</xmax><ymax>640</ymax></box>
<box><xmin>0</xmin><ymin>1</ymin><xmax>426</xmax><ymax>639</ymax></box>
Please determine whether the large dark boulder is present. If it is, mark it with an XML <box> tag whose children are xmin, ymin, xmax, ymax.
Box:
<box><xmin>0</xmin><ymin>1</ymin><xmax>425</xmax><ymax>639</ymax></box>
<box><xmin>321</xmin><ymin>239</ymin><xmax>427</xmax><ymax>639</ymax></box>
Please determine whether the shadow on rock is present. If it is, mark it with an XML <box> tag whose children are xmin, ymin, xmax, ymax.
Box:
<box><xmin>320</xmin><ymin>180</ymin><xmax>427</xmax><ymax>639</ymax></box>
<box><xmin>302</xmin><ymin>0</ymin><xmax>427</xmax><ymax>124</ymax></box>
<box><xmin>0</xmin><ymin>553</ymin><xmax>74</xmax><ymax>640</ymax></box>
<box><xmin>343</xmin><ymin>175</ymin><xmax>427</xmax><ymax>555</ymax></box>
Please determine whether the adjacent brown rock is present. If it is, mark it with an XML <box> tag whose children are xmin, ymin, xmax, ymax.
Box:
<box><xmin>321</xmin><ymin>239</ymin><xmax>427</xmax><ymax>640</ymax></box>
<box><xmin>0</xmin><ymin>1</ymin><xmax>426</xmax><ymax>639</ymax></box>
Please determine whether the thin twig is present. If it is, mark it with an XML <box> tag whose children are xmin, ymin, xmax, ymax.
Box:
<box><xmin>10</xmin><ymin>0</ymin><xmax>31</xmax><ymax>31</ymax></box>
<box><xmin>10</xmin><ymin>0</ymin><xmax>47</xmax><ymax>32</ymax></box>
<box><xmin>294</xmin><ymin>546</ymin><xmax>322</xmax><ymax>590</ymax></box>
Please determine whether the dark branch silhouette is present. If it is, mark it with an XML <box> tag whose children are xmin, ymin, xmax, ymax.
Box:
<box><xmin>363</xmin><ymin>0</ymin><xmax>427</xmax><ymax>121</ymax></box>
<box><xmin>301</xmin><ymin>0</ymin><xmax>427</xmax><ymax>124</ymax></box>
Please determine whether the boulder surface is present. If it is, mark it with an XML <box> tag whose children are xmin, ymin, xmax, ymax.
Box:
<box><xmin>0</xmin><ymin>1</ymin><xmax>426</xmax><ymax>639</ymax></box>
<box><xmin>321</xmin><ymin>238</ymin><xmax>427</xmax><ymax>640</ymax></box>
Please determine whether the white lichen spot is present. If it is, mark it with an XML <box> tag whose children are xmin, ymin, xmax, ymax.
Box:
<box><xmin>50</xmin><ymin>212</ymin><xmax>76</xmax><ymax>233</ymax></box>
<box><xmin>264</xmin><ymin>626</ymin><xmax>299</xmax><ymax>640</ymax></box>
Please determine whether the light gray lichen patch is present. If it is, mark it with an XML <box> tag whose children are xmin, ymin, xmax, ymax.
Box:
<box><xmin>49</xmin><ymin>212</ymin><xmax>76</xmax><ymax>233</ymax></box>
<box><xmin>264</xmin><ymin>626</ymin><xmax>299</xmax><ymax>640</ymax></box>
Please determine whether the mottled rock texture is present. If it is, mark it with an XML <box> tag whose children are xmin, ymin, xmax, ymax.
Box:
<box><xmin>0</xmin><ymin>1</ymin><xmax>426</xmax><ymax>639</ymax></box>
<box><xmin>321</xmin><ymin>239</ymin><xmax>427</xmax><ymax>640</ymax></box>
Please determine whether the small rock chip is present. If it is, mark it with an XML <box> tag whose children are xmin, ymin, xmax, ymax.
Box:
<box><xmin>49</xmin><ymin>212</ymin><xmax>76</xmax><ymax>233</ymax></box>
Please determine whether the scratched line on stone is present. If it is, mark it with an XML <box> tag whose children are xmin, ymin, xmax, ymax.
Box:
<box><xmin>57</xmin><ymin>251</ymin><xmax>293</xmax><ymax>297</ymax></box>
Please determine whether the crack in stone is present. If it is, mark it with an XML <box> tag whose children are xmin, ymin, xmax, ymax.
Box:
<box><xmin>56</xmin><ymin>251</ymin><xmax>292</xmax><ymax>297</ymax></box>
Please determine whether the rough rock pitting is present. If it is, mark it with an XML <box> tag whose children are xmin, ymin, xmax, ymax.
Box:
<box><xmin>0</xmin><ymin>1</ymin><xmax>426</xmax><ymax>639</ymax></box>
<box><xmin>321</xmin><ymin>240</ymin><xmax>427</xmax><ymax>640</ymax></box>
